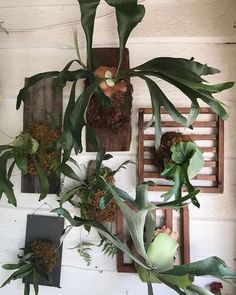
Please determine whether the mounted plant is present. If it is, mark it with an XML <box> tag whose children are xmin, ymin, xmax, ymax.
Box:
<box><xmin>153</xmin><ymin>132</ymin><xmax>204</xmax><ymax>208</ymax></box>
<box><xmin>53</xmin><ymin>183</ymin><xmax>236</xmax><ymax>295</ymax></box>
<box><xmin>15</xmin><ymin>0</ymin><xmax>234</xmax><ymax>161</ymax></box>
<box><xmin>1</xmin><ymin>240</ymin><xmax>58</xmax><ymax>295</ymax></box>
<box><xmin>0</xmin><ymin>121</ymin><xmax>82</xmax><ymax>206</ymax></box>
<box><xmin>60</xmin><ymin>149</ymin><xmax>133</xmax><ymax>224</ymax></box>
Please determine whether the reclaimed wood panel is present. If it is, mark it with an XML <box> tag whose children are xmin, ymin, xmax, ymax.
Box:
<box><xmin>86</xmin><ymin>48</ymin><xmax>132</xmax><ymax>152</ymax></box>
<box><xmin>138</xmin><ymin>107</ymin><xmax>224</xmax><ymax>193</ymax></box>
<box><xmin>21</xmin><ymin>78</ymin><xmax>62</xmax><ymax>194</ymax></box>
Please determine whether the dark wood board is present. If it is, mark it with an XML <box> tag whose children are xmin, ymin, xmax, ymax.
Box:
<box><xmin>21</xmin><ymin>78</ymin><xmax>63</xmax><ymax>194</ymax></box>
<box><xmin>116</xmin><ymin>206</ymin><xmax>190</xmax><ymax>273</ymax></box>
<box><xmin>24</xmin><ymin>215</ymin><xmax>64</xmax><ymax>287</ymax></box>
<box><xmin>86</xmin><ymin>48</ymin><xmax>132</xmax><ymax>152</ymax></box>
<box><xmin>137</xmin><ymin>107</ymin><xmax>224</xmax><ymax>193</ymax></box>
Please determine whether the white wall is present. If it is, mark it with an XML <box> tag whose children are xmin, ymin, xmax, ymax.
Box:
<box><xmin>0</xmin><ymin>1</ymin><xmax>236</xmax><ymax>294</ymax></box>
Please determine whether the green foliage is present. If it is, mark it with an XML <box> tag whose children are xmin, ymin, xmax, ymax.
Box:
<box><xmin>53</xmin><ymin>183</ymin><xmax>236</xmax><ymax>295</ymax></box>
<box><xmin>160</xmin><ymin>141</ymin><xmax>204</xmax><ymax>208</ymax></box>
<box><xmin>105</xmin><ymin>0</ymin><xmax>145</xmax><ymax>73</ymax></box>
<box><xmin>13</xmin><ymin>1</ymin><xmax>233</xmax><ymax>158</ymax></box>
<box><xmin>1</xmin><ymin>249</ymin><xmax>51</xmax><ymax>295</ymax></box>
<box><xmin>99</xmin><ymin>238</ymin><xmax>119</xmax><ymax>258</ymax></box>
<box><xmin>60</xmin><ymin>150</ymin><xmax>133</xmax><ymax>216</ymax></box>
<box><xmin>77</xmin><ymin>0</ymin><xmax>100</xmax><ymax>69</ymax></box>
<box><xmin>75</xmin><ymin>241</ymin><xmax>94</xmax><ymax>266</ymax></box>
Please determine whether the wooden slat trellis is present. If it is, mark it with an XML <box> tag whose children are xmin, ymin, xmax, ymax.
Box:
<box><xmin>138</xmin><ymin>107</ymin><xmax>224</xmax><ymax>193</ymax></box>
<box><xmin>116</xmin><ymin>206</ymin><xmax>190</xmax><ymax>273</ymax></box>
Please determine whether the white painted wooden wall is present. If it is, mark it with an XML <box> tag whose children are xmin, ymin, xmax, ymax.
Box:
<box><xmin>0</xmin><ymin>1</ymin><xmax>236</xmax><ymax>294</ymax></box>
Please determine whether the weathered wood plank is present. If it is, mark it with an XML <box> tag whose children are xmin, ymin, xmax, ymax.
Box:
<box><xmin>21</xmin><ymin>78</ymin><xmax>62</xmax><ymax>194</ymax></box>
<box><xmin>86</xmin><ymin>48</ymin><xmax>132</xmax><ymax>152</ymax></box>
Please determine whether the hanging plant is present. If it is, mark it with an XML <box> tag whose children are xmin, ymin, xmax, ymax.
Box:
<box><xmin>53</xmin><ymin>183</ymin><xmax>236</xmax><ymax>295</ymax></box>
<box><xmin>1</xmin><ymin>240</ymin><xmax>58</xmax><ymax>295</ymax></box>
<box><xmin>60</xmin><ymin>149</ymin><xmax>133</xmax><ymax>224</ymax></box>
<box><xmin>15</xmin><ymin>0</ymin><xmax>234</xmax><ymax>162</ymax></box>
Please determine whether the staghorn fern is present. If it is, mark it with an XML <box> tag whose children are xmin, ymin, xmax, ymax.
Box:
<box><xmin>14</xmin><ymin>0</ymin><xmax>234</xmax><ymax>160</ymax></box>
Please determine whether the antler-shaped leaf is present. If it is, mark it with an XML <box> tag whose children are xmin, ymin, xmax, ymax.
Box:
<box><xmin>105</xmin><ymin>0</ymin><xmax>145</xmax><ymax>74</ymax></box>
<box><xmin>131</xmin><ymin>57</ymin><xmax>233</xmax><ymax>126</ymax></box>
<box><xmin>78</xmin><ymin>0</ymin><xmax>101</xmax><ymax>69</ymax></box>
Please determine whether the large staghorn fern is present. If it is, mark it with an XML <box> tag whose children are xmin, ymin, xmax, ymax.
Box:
<box><xmin>53</xmin><ymin>183</ymin><xmax>236</xmax><ymax>295</ymax></box>
<box><xmin>16</xmin><ymin>0</ymin><xmax>234</xmax><ymax>158</ymax></box>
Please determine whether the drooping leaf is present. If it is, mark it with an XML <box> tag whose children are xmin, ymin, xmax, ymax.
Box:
<box><xmin>105</xmin><ymin>0</ymin><xmax>145</xmax><ymax>73</ymax></box>
<box><xmin>95</xmin><ymin>149</ymin><xmax>106</xmax><ymax>175</ymax></box>
<box><xmin>24</xmin><ymin>282</ymin><xmax>30</xmax><ymax>295</ymax></box>
<box><xmin>78</xmin><ymin>0</ymin><xmax>101</xmax><ymax>69</ymax></box>
<box><xmin>2</xmin><ymin>264</ymin><xmax>21</xmax><ymax>270</ymax></box>
<box><xmin>33</xmin><ymin>269</ymin><xmax>39</xmax><ymax>295</ymax></box>
<box><xmin>0</xmin><ymin>179</ymin><xmax>17</xmax><ymax>207</ymax></box>
<box><xmin>16</xmin><ymin>72</ymin><xmax>59</xmax><ymax>109</ymax></box>
<box><xmin>7</xmin><ymin>160</ymin><xmax>16</xmax><ymax>180</ymax></box>
<box><xmin>86</xmin><ymin>125</ymin><xmax>99</xmax><ymax>152</ymax></box>
<box><xmin>14</xmin><ymin>152</ymin><xmax>28</xmax><ymax>175</ymax></box>
<box><xmin>1</xmin><ymin>264</ymin><xmax>33</xmax><ymax>288</ymax></box>
<box><xmin>130</xmin><ymin>57</ymin><xmax>233</xmax><ymax>121</ymax></box>
<box><xmin>139</xmin><ymin>76</ymin><xmax>187</xmax><ymax>149</ymax></box>
<box><xmin>163</xmin><ymin>256</ymin><xmax>236</xmax><ymax>279</ymax></box>
<box><xmin>133</xmin><ymin>57</ymin><xmax>221</xmax><ymax>76</ymax></box>
<box><xmin>144</xmin><ymin>211</ymin><xmax>156</xmax><ymax>251</ymax></box>
<box><xmin>70</xmin><ymin>81</ymin><xmax>99</xmax><ymax>153</ymax></box>
<box><xmin>33</xmin><ymin>159</ymin><xmax>49</xmax><ymax>201</ymax></box>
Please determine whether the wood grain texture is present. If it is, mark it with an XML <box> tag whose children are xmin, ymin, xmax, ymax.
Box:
<box><xmin>86</xmin><ymin>48</ymin><xmax>132</xmax><ymax>152</ymax></box>
<box><xmin>21</xmin><ymin>78</ymin><xmax>62</xmax><ymax>194</ymax></box>
<box><xmin>138</xmin><ymin>108</ymin><xmax>224</xmax><ymax>194</ymax></box>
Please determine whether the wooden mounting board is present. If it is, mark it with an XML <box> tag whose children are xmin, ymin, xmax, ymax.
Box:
<box><xmin>24</xmin><ymin>215</ymin><xmax>64</xmax><ymax>287</ymax></box>
<box><xmin>21</xmin><ymin>78</ymin><xmax>63</xmax><ymax>194</ymax></box>
<box><xmin>138</xmin><ymin>107</ymin><xmax>224</xmax><ymax>193</ymax></box>
<box><xmin>86</xmin><ymin>48</ymin><xmax>132</xmax><ymax>152</ymax></box>
<box><xmin>116</xmin><ymin>206</ymin><xmax>190</xmax><ymax>273</ymax></box>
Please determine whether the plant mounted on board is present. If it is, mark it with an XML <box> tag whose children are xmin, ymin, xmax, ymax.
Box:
<box><xmin>0</xmin><ymin>121</ymin><xmax>81</xmax><ymax>206</ymax></box>
<box><xmin>53</xmin><ymin>183</ymin><xmax>236</xmax><ymax>295</ymax></box>
<box><xmin>15</xmin><ymin>0</ymin><xmax>234</xmax><ymax>162</ymax></box>
<box><xmin>60</xmin><ymin>149</ymin><xmax>133</xmax><ymax>224</ymax></box>
<box><xmin>1</xmin><ymin>240</ymin><xmax>58</xmax><ymax>295</ymax></box>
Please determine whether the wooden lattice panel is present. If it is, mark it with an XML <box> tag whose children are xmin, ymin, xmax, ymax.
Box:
<box><xmin>116</xmin><ymin>207</ymin><xmax>190</xmax><ymax>273</ymax></box>
<box><xmin>138</xmin><ymin>108</ymin><xmax>224</xmax><ymax>193</ymax></box>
